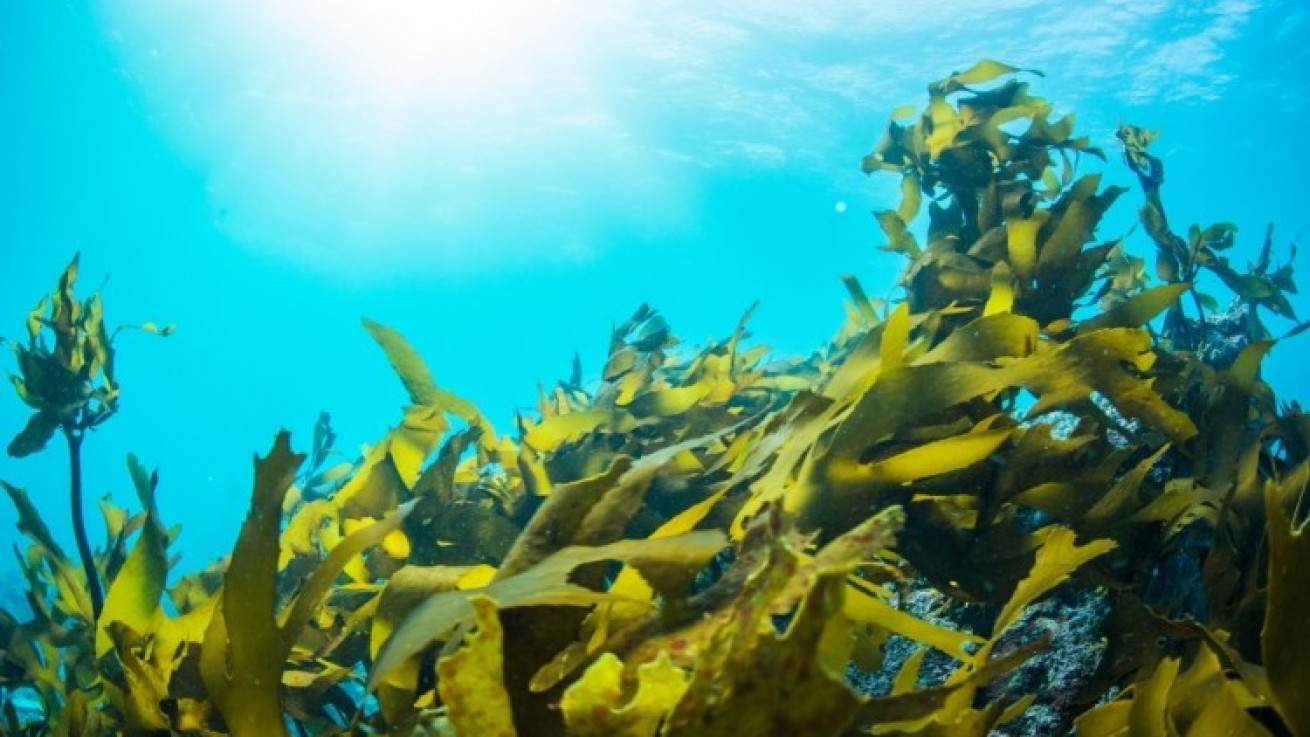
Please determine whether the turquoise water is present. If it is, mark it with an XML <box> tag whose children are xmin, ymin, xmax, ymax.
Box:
<box><xmin>2</xmin><ymin>1</ymin><xmax>1308</xmax><ymax>579</ymax></box>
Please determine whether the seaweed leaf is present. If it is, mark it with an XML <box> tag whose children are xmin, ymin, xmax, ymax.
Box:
<box><xmin>95</xmin><ymin>455</ymin><xmax>167</xmax><ymax>658</ymax></box>
<box><xmin>1263</xmin><ymin>478</ymin><xmax>1310</xmax><ymax>735</ymax></box>
<box><xmin>363</xmin><ymin>318</ymin><xmax>480</xmax><ymax>421</ymax></box>
<box><xmin>200</xmin><ymin>433</ymin><xmax>305</xmax><ymax>737</ymax></box>
<box><xmin>1077</xmin><ymin>283</ymin><xmax>1190</xmax><ymax>334</ymax></box>
<box><xmin>562</xmin><ymin>652</ymin><xmax>689</xmax><ymax>737</ymax></box>
<box><xmin>201</xmin><ymin>431</ymin><xmax>411</xmax><ymax>737</ymax></box>
<box><xmin>367</xmin><ymin>531</ymin><xmax>727</xmax><ymax>697</ymax></box>
<box><xmin>436</xmin><ymin>596</ymin><xmax>518</xmax><ymax>737</ymax></box>
<box><xmin>101</xmin><ymin>621</ymin><xmax>173</xmax><ymax>734</ymax></box>
<box><xmin>984</xmin><ymin>526</ymin><xmax>1114</xmax><ymax>651</ymax></box>
<box><xmin>663</xmin><ymin>570</ymin><xmax>862</xmax><ymax>737</ymax></box>
<box><xmin>6</xmin><ymin>410</ymin><xmax>58</xmax><ymax>458</ymax></box>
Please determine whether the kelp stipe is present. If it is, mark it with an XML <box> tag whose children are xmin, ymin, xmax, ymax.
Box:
<box><xmin>3</xmin><ymin>253</ymin><xmax>172</xmax><ymax>621</ymax></box>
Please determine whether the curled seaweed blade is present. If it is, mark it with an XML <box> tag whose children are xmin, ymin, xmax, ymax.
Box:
<box><xmin>841</xmin><ymin>584</ymin><xmax>982</xmax><ymax>662</ymax></box>
<box><xmin>278</xmin><ymin>500</ymin><xmax>413</xmax><ymax>650</ymax></box>
<box><xmin>278</xmin><ymin>499</ymin><xmax>339</xmax><ymax>570</ymax></box>
<box><xmin>522</xmin><ymin>410</ymin><xmax>633</xmax><ymax>452</ymax></box>
<box><xmin>528</xmin><ymin>483</ymin><xmax>742</xmax><ymax>694</ymax></box>
<box><xmin>983</xmin><ymin>261</ymin><xmax>1015</xmax><ymax>316</ymax></box>
<box><xmin>500</xmin><ymin>430</ymin><xmax>731</xmax><ymax>579</ymax></box>
<box><xmin>1006</xmin><ymin>210</ymin><xmax>1049</xmax><ymax>285</ymax></box>
<box><xmin>897</xmin><ymin>171</ymin><xmax>923</xmax><ymax>224</ymax></box>
<box><xmin>369</xmin><ymin>564</ymin><xmax>494</xmax><ymax>723</ymax></box>
<box><xmin>876</xmin><ymin>210</ymin><xmax>922</xmax><ymax>258</ymax></box>
<box><xmin>391</xmin><ymin>404</ymin><xmax>450</xmax><ymax>486</ymax></box>
<box><xmin>562</xmin><ymin>652</ymin><xmax>689</xmax><ymax>737</ymax></box>
<box><xmin>2</xmin><ymin>480</ymin><xmax>71</xmax><ymax>563</ymax></box>
<box><xmin>841</xmin><ymin>423</ymin><xmax>1011</xmax><ymax>486</ymax></box>
<box><xmin>332</xmin><ymin>438</ymin><xmax>405</xmax><ymax>520</ymax></box>
<box><xmin>498</xmin><ymin>456</ymin><xmax>634</xmax><ymax>578</ymax></box>
<box><xmin>789</xmin><ymin>359</ymin><xmax>1019</xmax><ymax>530</ymax></box>
<box><xmin>436</xmin><ymin>595</ymin><xmax>518</xmax><ymax>737</ymax></box>
<box><xmin>1074</xmin><ymin>646</ymin><xmax>1271</xmax><ymax>736</ymax></box>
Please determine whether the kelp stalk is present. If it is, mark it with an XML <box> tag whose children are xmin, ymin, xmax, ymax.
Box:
<box><xmin>63</xmin><ymin>422</ymin><xmax>103</xmax><ymax>619</ymax></box>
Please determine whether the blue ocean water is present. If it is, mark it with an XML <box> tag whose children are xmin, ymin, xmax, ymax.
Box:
<box><xmin>1</xmin><ymin>0</ymin><xmax>1308</xmax><ymax>588</ymax></box>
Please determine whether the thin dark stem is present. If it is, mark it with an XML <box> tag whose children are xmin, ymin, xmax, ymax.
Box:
<box><xmin>64</xmin><ymin>424</ymin><xmax>103</xmax><ymax>621</ymax></box>
<box><xmin>1186</xmin><ymin>264</ymin><xmax>1207</xmax><ymax>326</ymax></box>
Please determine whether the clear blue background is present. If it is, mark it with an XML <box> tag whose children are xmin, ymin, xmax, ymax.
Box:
<box><xmin>3</xmin><ymin>1</ymin><xmax>1308</xmax><ymax>585</ymax></box>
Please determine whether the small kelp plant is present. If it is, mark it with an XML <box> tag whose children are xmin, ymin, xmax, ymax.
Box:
<box><xmin>3</xmin><ymin>254</ymin><xmax>172</xmax><ymax>619</ymax></box>
<box><xmin>2</xmin><ymin>61</ymin><xmax>1309</xmax><ymax>736</ymax></box>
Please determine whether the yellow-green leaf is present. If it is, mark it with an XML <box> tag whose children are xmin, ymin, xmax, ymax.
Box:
<box><xmin>663</xmin><ymin>570</ymin><xmax>862</xmax><ymax>736</ymax></box>
<box><xmin>523</xmin><ymin>410</ymin><xmax>633</xmax><ymax>452</ymax></box>
<box><xmin>200</xmin><ymin>431</ymin><xmax>305</xmax><ymax>737</ymax></box>
<box><xmin>1078</xmin><ymin>283</ymin><xmax>1190</xmax><ymax>334</ymax></box>
<box><xmin>363</xmin><ymin>318</ymin><xmax>480</xmax><ymax>421</ymax></box>
<box><xmin>986</xmin><ymin>526</ymin><xmax>1114</xmax><ymax>653</ymax></box>
<box><xmin>96</xmin><ymin>456</ymin><xmax>168</xmax><ymax>658</ymax></box>
<box><xmin>880</xmin><ymin>301</ymin><xmax>911</xmax><ymax>371</ymax></box>
<box><xmin>436</xmin><ymin>595</ymin><xmax>517</xmax><ymax>737</ymax></box>
<box><xmin>1005</xmin><ymin>211</ymin><xmax>1049</xmax><ymax>284</ymax></box>
<box><xmin>983</xmin><ymin>261</ymin><xmax>1015</xmax><ymax>316</ymax></box>
<box><xmin>945</xmin><ymin>59</ymin><xmax>1022</xmax><ymax>88</ymax></box>
<box><xmin>368</xmin><ymin>531</ymin><xmax>726</xmax><ymax>695</ymax></box>
<box><xmin>563</xmin><ymin>652</ymin><xmax>689</xmax><ymax>737</ymax></box>
<box><xmin>838</xmin><ymin>426</ymin><xmax>1011</xmax><ymax>485</ymax></box>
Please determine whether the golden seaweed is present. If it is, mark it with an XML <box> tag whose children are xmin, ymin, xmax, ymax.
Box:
<box><xmin>3</xmin><ymin>60</ymin><xmax>1309</xmax><ymax>737</ymax></box>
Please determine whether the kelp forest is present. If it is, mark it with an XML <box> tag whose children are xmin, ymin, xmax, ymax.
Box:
<box><xmin>2</xmin><ymin>60</ymin><xmax>1308</xmax><ymax>736</ymax></box>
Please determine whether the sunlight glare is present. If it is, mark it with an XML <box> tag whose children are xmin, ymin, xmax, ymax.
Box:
<box><xmin>95</xmin><ymin>0</ymin><xmax>690</xmax><ymax>276</ymax></box>
<box><xmin>263</xmin><ymin>0</ymin><xmax>592</xmax><ymax>118</ymax></box>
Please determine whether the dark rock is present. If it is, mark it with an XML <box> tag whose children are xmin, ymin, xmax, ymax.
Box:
<box><xmin>1167</xmin><ymin>299</ymin><xmax>1253</xmax><ymax>371</ymax></box>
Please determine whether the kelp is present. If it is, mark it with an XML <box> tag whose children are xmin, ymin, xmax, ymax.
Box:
<box><xmin>4</xmin><ymin>254</ymin><xmax>171</xmax><ymax>620</ymax></box>
<box><xmin>1118</xmin><ymin>123</ymin><xmax>1304</xmax><ymax>343</ymax></box>
<box><xmin>2</xmin><ymin>60</ymin><xmax>1308</xmax><ymax>737</ymax></box>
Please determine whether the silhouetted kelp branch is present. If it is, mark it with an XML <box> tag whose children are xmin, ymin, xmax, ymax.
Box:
<box><xmin>2</xmin><ymin>254</ymin><xmax>172</xmax><ymax>622</ymax></box>
<box><xmin>1119</xmin><ymin>122</ymin><xmax>1305</xmax><ymax>351</ymax></box>
<box><xmin>2</xmin><ymin>61</ymin><xmax>1309</xmax><ymax>736</ymax></box>
<box><xmin>1115</xmin><ymin>122</ymin><xmax>1206</xmax><ymax>333</ymax></box>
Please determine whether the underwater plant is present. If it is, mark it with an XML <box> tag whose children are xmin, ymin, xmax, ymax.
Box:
<box><xmin>1117</xmin><ymin>123</ymin><xmax>1305</xmax><ymax>351</ymax></box>
<box><xmin>1</xmin><ymin>61</ymin><xmax>1308</xmax><ymax>736</ymax></box>
<box><xmin>3</xmin><ymin>254</ymin><xmax>171</xmax><ymax>620</ymax></box>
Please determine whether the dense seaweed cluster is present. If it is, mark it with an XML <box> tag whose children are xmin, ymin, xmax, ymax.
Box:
<box><xmin>2</xmin><ymin>61</ymin><xmax>1308</xmax><ymax>736</ymax></box>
